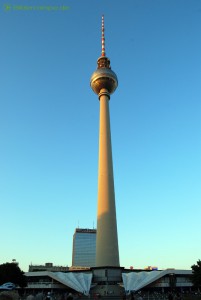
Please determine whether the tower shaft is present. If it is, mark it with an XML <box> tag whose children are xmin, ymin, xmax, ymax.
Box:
<box><xmin>96</xmin><ymin>88</ymin><xmax>120</xmax><ymax>267</ymax></box>
<box><xmin>90</xmin><ymin>16</ymin><xmax>120</xmax><ymax>268</ymax></box>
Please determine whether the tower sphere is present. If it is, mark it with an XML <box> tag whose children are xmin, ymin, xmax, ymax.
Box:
<box><xmin>90</xmin><ymin>63</ymin><xmax>118</xmax><ymax>95</ymax></box>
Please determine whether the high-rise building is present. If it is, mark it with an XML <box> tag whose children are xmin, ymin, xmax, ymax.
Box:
<box><xmin>90</xmin><ymin>15</ymin><xmax>120</xmax><ymax>267</ymax></box>
<box><xmin>72</xmin><ymin>228</ymin><xmax>96</xmax><ymax>267</ymax></box>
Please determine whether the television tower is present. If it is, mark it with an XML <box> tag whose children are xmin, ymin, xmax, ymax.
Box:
<box><xmin>90</xmin><ymin>15</ymin><xmax>120</xmax><ymax>267</ymax></box>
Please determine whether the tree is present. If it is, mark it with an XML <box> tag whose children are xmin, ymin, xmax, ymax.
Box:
<box><xmin>0</xmin><ymin>263</ymin><xmax>27</xmax><ymax>288</ymax></box>
<box><xmin>191</xmin><ymin>259</ymin><xmax>201</xmax><ymax>288</ymax></box>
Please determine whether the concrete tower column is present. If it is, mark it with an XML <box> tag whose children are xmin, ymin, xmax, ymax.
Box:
<box><xmin>96</xmin><ymin>88</ymin><xmax>119</xmax><ymax>267</ymax></box>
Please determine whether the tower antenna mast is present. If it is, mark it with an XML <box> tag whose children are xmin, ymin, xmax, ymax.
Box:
<box><xmin>101</xmin><ymin>15</ymin><xmax>106</xmax><ymax>57</ymax></box>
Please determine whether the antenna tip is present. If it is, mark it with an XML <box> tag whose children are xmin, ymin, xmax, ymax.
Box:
<box><xmin>101</xmin><ymin>15</ymin><xmax>106</xmax><ymax>57</ymax></box>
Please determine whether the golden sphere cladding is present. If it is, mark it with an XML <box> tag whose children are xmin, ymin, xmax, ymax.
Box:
<box><xmin>90</xmin><ymin>68</ymin><xmax>118</xmax><ymax>95</ymax></box>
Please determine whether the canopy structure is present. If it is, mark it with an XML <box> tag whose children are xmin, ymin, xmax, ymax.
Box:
<box><xmin>51</xmin><ymin>272</ymin><xmax>92</xmax><ymax>295</ymax></box>
<box><xmin>26</xmin><ymin>271</ymin><xmax>92</xmax><ymax>296</ymax></box>
<box><xmin>122</xmin><ymin>271</ymin><xmax>161</xmax><ymax>293</ymax></box>
<box><xmin>122</xmin><ymin>269</ymin><xmax>192</xmax><ymax>293</ymax></box>
<box><xmin>26</xmin><ymin>269</ymin><xmax>192</xmax><ymax>295</ymax></box>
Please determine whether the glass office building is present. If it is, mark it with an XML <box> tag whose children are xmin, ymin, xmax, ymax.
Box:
<box><xmin>72</xmin><ymin>228</ymin><xmax>96</xmax><ymax>267</ymax></box>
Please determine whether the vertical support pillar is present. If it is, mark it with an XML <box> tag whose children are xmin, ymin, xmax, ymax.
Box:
<box><xmin>96</xmin><ymin>88</ymin><xmax>120</xmax><ymax>267</ymax></box>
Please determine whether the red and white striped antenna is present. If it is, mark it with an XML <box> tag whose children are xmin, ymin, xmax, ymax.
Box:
<box><xmin>101</xmin><ymin>15</ymin><xmax>106</xmax><ymax>56</ymax></box>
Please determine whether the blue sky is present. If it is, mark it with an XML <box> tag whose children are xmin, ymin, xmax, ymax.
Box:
<box><xmin>0</xmin><ymin>0</ymin><xmax>201</xmax><ymax>272</ymax></box>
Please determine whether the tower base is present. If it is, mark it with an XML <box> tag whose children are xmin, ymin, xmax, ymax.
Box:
<box><xmin>91</xmin><ymin>267</ymin><xmax>124</xmax><ymax>297</ymax></box>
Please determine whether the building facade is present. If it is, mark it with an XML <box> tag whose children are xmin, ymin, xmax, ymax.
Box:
<box><xmin>72</xmin><ymin>228</ymin><xmax>96</xmax><ymax>267</ymax></box>
<box><xmin>25</xmin><ymin>269</ymin><xmax>194</xmax><ymax>296</ymax></box>
<box><xmin>29</xmin><ymin>263</ymin><xmax>69</xmax><ymax>272</ymax></box>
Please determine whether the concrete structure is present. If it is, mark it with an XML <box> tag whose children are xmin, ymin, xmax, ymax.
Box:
<box><xmin>24</xmin><ymin>17</ymin><xmax>196</xmax><ymax>299</ymax></box>
<box><xmin>25</xmin><ymin>270</ymin><xmax>92</xmax><ymax>295</ymax></box>
<box><xmin>72</xmin><ymin>228</ymin><xmax>96</xmax><ymax>267</ymax></box>
<box><xmin>29</xmin><ymin>263</ymin><xmax>69</xmax><ymax>272</ymax></box>
<box><xmin>122</xmin><ymin>269</ymin><xmax>193</xmax><ymax>293</ymax></box>
<box><xmin>90</xmin><ymin>15</ymin><xmax>119</xmax><ymax>268</ymax></box>
<box><xmin>25</xmin><ymin>269</ymin><xmax>194</xmax><ymax>296</ymax></box>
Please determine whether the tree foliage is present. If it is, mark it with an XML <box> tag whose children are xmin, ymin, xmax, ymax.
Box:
<box><xmin>191</xmin><ymin>259</ymin><xmax>201</xmax><ymax>287</ymax></box>
<box><xmin>0</xmin><ymin>263</ymin><xmax>27</xmax><ymax>288</ymax></box>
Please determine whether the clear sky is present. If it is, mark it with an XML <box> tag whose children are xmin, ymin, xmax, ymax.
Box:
<box><xmin>0</xmin><ymin>0</ymin><xmax>201</xmax><ymax>272</ymax></box>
